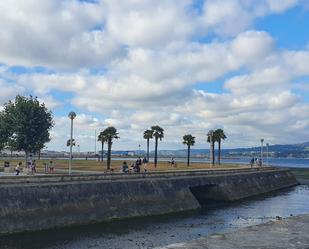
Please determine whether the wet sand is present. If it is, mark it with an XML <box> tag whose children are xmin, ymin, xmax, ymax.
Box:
<box><xmin>159</xmin><ymin>214</ymin><xmax>309</xmax><ymax>249</ymax></box>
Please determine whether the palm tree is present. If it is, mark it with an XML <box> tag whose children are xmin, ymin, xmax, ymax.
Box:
<box><xmin>183</xmin><ymin>134</ymin><xmax>195</xmax><ymax>167</ymax></box>
<box><xmin>101</xmin><ymin>126</ymin><xmax>119</xmax><ymax>170</ymax></box>
<box><xmin>151</xmin><ymin>125</ymin><xmax>164</xmax><ymax>168</ymax></box>
<box><xmin>66</xmin><ymin>138</ymin><xmax>76</xmax><ymax>147</ymax></box>
<box><xmin>98</xmin><ymin>131</ymin><xmax>107</xmax><ymax>162</ymax></box>
<box><xmin>143</xmin><ymin>129</ymin><xmax>153</xmax><ymax>161</ymax></box>
<box><xmin>207</xmin><ymin>130</ymin><xmax>215</xmax><ymax>166</ymax></box>
<box><xmin>214</xmin><ymin>129</ymin><xmax>226</xmax><ymax>165</ymax></box>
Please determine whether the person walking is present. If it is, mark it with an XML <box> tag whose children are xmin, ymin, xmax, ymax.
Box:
<box><xmin>15</xmin><ymin>162</ymin><xmax>22</xmax><ymax>176</ymax></box>
<box><xmin>49</xmin><ymin>160</ymin><xmax>54</xmax><ymax>173</ymax></box>
<box><xmin>250</xmin><ymin>157</ymin><xmax>254</xmax><ymax>168</ymax></box>
<box><xmin>142</xmin><ymin>157</ymin><xmax>148</xmax><ymax>172</ymax></box>
<box><xmin>32</xmin><ymin>160</ymin><xmax>37</xmax><ymax>173</ymax></box>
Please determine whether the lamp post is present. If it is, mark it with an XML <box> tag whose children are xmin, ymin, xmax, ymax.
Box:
<box><xmin>94</xmin><ymin>129</ymin><xmax>97</xmax><ymax>156</ymax></box>
<box><xmin>68</xmin><ymin>111</ymin><xmax>76</xmax><ymax>175</ymax></box>
<box><xmin>209</xmin><ymin>130</ymin><xmax>214</xmax><ymax>167</ymax></box>
<box><xmin>266</xmin><ymin>143</ymin><xmax>269</xmax><ymax>166</ymax></box>
<box><xmin>260</xmin><ymin>138</ymin><xmax>264</xmax><ymax>167</ymax></box>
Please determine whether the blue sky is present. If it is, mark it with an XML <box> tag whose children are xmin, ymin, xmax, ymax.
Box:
<box><xmin>0</xmin><ymin>0</ymin><xmax>308</xmax><ymax>151</ymax></box>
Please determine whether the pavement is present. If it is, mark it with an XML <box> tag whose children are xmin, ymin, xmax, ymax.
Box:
<box><xmin>158</xmin><ymin>214</ymin><xmax>309</xmax><ymax>249</ymax></box>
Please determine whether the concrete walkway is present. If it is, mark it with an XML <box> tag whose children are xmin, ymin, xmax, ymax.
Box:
<box><xmin>158</xmin><ymin>214</ymin><xmax>309</xmax><ymax>249</ymax></box>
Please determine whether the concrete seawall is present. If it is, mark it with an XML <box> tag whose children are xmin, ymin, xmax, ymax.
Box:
<box><xmin>0</xmin><ymin>168</ymin><xmax>298</xmax><ymax>234</ymax></box>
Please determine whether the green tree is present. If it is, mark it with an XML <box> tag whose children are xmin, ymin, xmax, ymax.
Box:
<box><xmin>151</xmin><ymin>125</ymin><xmax>164</xmax><ymax>168</ymax></box>
<box><xmin>6</xmin><ymin>137</ymin><xmax>17</xmax><ymax>158</ymax></box>
<box><xmin>207</xmin><ymin>130</ymin><xmax>215</xmax><ymax>166</ymax></box>
<box><xmin>214</xmin><ymin>129</ymin><xmax>226</xmax><ymax>165</ymax></box>
<box><xmin>182</xmin><ymin>134</ymin><xmax>195</xmax><ymax>167</ymax></box>
<box><xmin>98</xmin><ymin>131</ymin><xmax>108</xmax><ymax>162</ymax></box>
<box><xmin>3</xmin><ymin>95</ymin><xmax>54</xmax><ymax>162</ymax></box>
<box><xmin>101</xmin><ymin>126</ymin><xmax>119</xmax><ymax>170</ymax></box>
<box><xmin>0</xmin><ymin>113</ymin><xmax>10</xmax><ymax>151</ymax></box>
<box><xmin>143</xmin><ymin>129</ymin><xmax>153</xmax><ymax>161</ymax></box>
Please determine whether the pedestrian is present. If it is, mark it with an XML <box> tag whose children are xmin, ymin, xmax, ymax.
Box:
<box><xmin>258</xmin><ymin>158</ymin><xmax>262</xmax><ymax>167</ymax></box>
<box><xmin>26</xmin><ymin>162</ymin><xmax>31</xmax><ymax>175</ymax></box>
<box><xmin>15</xmin><ymin>162</ymin><xmax>22</xmax><ymax>176</ymax></box>
<box><xmin>142</xmin><ymin>157</ymin><xmax>148</xmax><ymax>172</ymax></box>
<box><xmin>133</xmin><ymin>162</ymin><xmax>140</xmax><ymax>173</ymax></box>
<box><xmin>49</xmin><ymin>160</ymin><xmax>54</xmax><ymax>173</ymax></box>
<box><xmin>250</xmin><ymin>157</ymin><xmax>254</xmax><ymax>168</ymax></box>
<box><xmin>32</xmin><ymin>160</ymin><xmax>37</xmax><ymax>173</ymax></box>
<box><xmin>122</xmin><ymin>161</ymin><xmax>129</xmax><ymax>173</ymax></box>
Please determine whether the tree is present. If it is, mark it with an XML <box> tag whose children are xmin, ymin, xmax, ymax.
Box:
<box><xmin>143</xmin><ymin>129</ymin><xmax>153</xmax><ymax>161</ymax></box>
<box><xmin>98</xmin><ymin>131</ymin><xmax>107</xmax><ymax>162</ymax></box>
<box><xmin>101</xmin><ymin>126</ymin><xmax>119</xmax><ymax>170</ymax></box>
<box><xmin>6</xmin><ymin>137</ymin><xmax>17</xmax><ymax>158</ymax></box>
<box><xmin>151</xmin><ymin>125</ymin><xmax>164</xmax><ymax>168</ymax></box>
<box><xmin>0</xmin><ymin>112</ymin><xmax>11</xmax><ymax>151</ymax></box>
<box><xmin>183</xmin><ymin>134</ymin><xmax>195</xmax><ymax>167</ymax></box>
<box><xmin>3</xmin><ymin>95</ymin><xmax>54</xmax><ymax>162</ymax></box>
<box><xmin>214</xmin><ymin>129</ymin><xmax>226</xmax><ymax>165</ymax></box>
<box><xmin>207</xmin><ymin>130</ymin><xmax>215</xmax><ymax>166</ymax></box>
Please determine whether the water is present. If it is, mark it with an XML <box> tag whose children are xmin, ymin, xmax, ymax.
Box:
<box><xmin>1</xmin><ymin>185</ymin><xmax>308</xmax><ymax>249</ymax></box>
<box><xmin>2</xmin><ymin>156</ymin><xmax>308</xmax><ymax>168</ymax></box>
<box><xmin>82</xmin><ymin>157</ymin><xmax>309</xmax><ymax>168</ymax></box>
<box><xmin>114</xmin><ymin>157</ymin><xmax>309</xmax><ymax>168</ymax></box>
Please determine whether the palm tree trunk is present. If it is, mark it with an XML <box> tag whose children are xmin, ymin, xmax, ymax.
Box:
<box><xmin>212</xmin><ymin>142</ymin><xmax>215</xmax><ymax>165</ymax></box>
<box><xmin>101</xmin><ymin>142</ymin><xmax>104</xmax><ymax>163</ymax></box>
<box><xmin>25</xmin><ymin>150</ymin><xmax>28</xmax><ymax>167</ymax></box>
<box><xmin>187</xmin><ymin>145</ymin><xmax>190</xmax><ymax>167</ymax></box>
<box><xmin>154</xmin><ymin>137</ymin><xmax>158</xmax><ymax>168</ymax></box>
<box><xmin>147</xmin><ymin>138</ymin><xmax>150</xmax><ymax>161</ymax></box>
<box><xmin>107</xmin><ymin>139</ymin><xmax>111</xmax><ymax>170</ymax></box>
<box><xmin>218</xmin><ymin>139</ymin><xmax>221</xmax><ymax>165</ymax></box>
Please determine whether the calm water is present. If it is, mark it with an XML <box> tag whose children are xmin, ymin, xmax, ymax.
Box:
<box><xmin>106</xmin><ymin>157</ymin><xmax>309</xmax><ymax>168</ymax></box>
<box><xmin>1</xmin><ymin>185</ymin><xmax>308</xmax><ymax>249</ymax></box>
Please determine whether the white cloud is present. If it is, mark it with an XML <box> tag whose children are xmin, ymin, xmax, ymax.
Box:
<box><xmin>0</xmin><ymin>0</ymin><xmax>308</xmax><ymax>151</ymax></box>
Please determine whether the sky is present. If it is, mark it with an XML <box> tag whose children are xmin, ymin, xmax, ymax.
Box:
<box><xmin>0</xmin><ymin>0</ymin><xmax>309</xmax><ymax>152</ymax></box>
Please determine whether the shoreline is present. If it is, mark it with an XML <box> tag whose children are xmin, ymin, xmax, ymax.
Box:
<box><xmin>158</xmin><ymin>214</ymin><xmax>309</xmax><ymax>249</ymax></box>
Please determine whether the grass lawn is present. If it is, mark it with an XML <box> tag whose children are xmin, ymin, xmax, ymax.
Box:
<box><xmin>0</xmin><ymin>158</ymin><xmax>250</xmax><ymax>173</ymax></box>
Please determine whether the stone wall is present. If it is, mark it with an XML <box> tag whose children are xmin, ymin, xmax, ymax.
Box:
<box><xmin>0</xmin><ymin>168</ymin><xmax>298</xmax><ymax>234</ymax></box>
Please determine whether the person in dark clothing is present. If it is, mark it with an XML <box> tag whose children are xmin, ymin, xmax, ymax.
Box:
<box><xmin>133</xmin><ymin>163</ymin><xmax>140</xmax><ymax>173</ymax></box>
<box><xmin>250</xmin><ymin>157</ymin><xmax>255</xmax><ymax>168</ymax></box>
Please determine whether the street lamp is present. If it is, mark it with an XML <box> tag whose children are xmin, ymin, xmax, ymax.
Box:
<box><xmin>138</xmin><ymin>144</ymin><xmax>141</xmax><ymax>156</ymax></box>
<box><xmin>266</xmin><ymin>143</ymin><xmax>269</xmax><ymax>166</ymax></box>
<box><xmin>209</xmin><ymin>130</ymin><xmax>214</xmax><ymax>167</ymax></box>
<box><xmin>68</xmin><ymin>111</ymin><xmax>76</xmax><ymax>175</ymax></box>
<box><xmin>94</xmin><ymin>129</ymin><xmax>97</xmax><ymax>156</ymax></box>
<box><xmin>260</xmin><ymin>138</ymin><xmax>264</xmax><ymax>167</ymax></box>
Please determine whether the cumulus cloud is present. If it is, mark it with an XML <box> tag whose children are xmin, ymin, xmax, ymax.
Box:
<box><xmin>0</xmin><ymin>0</ymin><xmax>308</xmax><ymax>150</ymax></box>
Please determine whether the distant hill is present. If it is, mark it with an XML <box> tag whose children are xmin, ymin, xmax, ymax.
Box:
<box><xmin>4</xmin><ymin>141</ymin><xmax>307</xmax><ymax>159</ymax></box>
<box><xmin>153</xmin><ymin>141</ymin><xmax>309</xmax><ymax>158</ymax></box>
